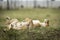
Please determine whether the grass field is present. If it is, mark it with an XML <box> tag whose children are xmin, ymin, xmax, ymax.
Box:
<box><xmin>0</xmin><ymin>8</ymin><xmax>60</xmax><ymax>40</ymax></box>
<box><xmin>0</xmin><ymin>8</ymin><xmax>60</xmax><ymax>27</ymax></box>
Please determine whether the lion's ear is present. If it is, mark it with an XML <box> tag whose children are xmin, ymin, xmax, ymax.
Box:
<box><xmin>6</xmin><ymin>16</ymin><xmax>11</xmax><ymax>20</ymax></box>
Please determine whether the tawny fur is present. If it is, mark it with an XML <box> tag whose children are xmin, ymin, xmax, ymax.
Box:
<box><xmin>24</xmin><ymin>18</ymin><xmax>41</xmax><ymax>28</ymax></box>
<box><xmin>40</xmin><ymin>19</ymin><xmax>49</xmax><ymax>27</ymax></box>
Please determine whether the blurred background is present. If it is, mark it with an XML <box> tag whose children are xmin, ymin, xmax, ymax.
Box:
<box><xmin>0</xmin><ymin>0</ymin><xmax>60</xmax><ymax>9</ymax></box>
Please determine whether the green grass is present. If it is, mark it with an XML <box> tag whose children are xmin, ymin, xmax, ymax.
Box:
<box><xmin>0</xmin><ymin>8</ymin><xmax>60</xmax><ymax>40</ymax></box>
<box><xmin>0</xmin><ymin>8</ymin><xmax>60</xmax><ymax>27</ymax></box>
